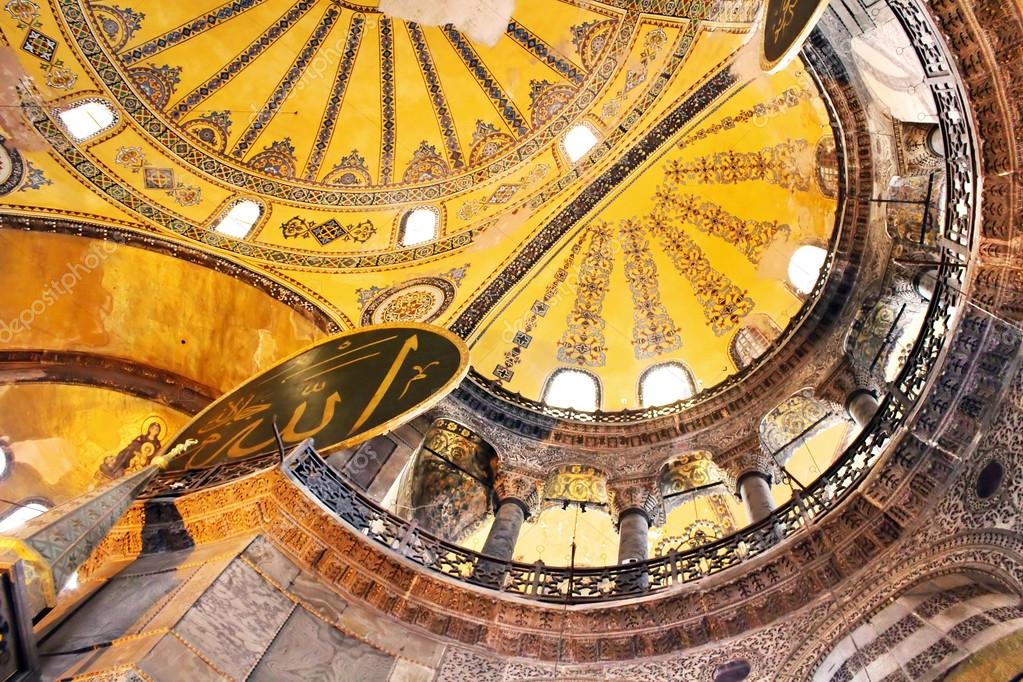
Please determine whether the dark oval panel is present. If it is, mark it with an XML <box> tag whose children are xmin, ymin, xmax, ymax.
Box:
<box><xmin>976</xmin><ymin>460</ymin><xmax>1004</xmax><ymax>499</ymax></box>
<box><xmin>713</xmin><ymin>659</ymin><xmax>752</xmax><ymax>682</ymax></box>
<box><xmin>161</xmin><ymin>323</ymin><xmax>468</xmax><ymax>471</ymax></box>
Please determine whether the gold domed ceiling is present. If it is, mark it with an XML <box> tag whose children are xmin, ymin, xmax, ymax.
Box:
<box><xmin>0</xmin><ymin>0</ymin><xmax>836</xmax><ymax>412</ymax></box>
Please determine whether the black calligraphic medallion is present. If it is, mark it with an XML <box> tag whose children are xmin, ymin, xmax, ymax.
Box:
<box><xmin>163</xmin><ymin>323</ymin><xmax>469</xmax><ymax>471</ymax></box>
<box><xmin>762</xmin><ymin>0</ymin><xmax>831</xmax><ymax>71</ymax></box>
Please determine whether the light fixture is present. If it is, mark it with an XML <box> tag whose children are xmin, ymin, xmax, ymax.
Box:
<box><xmin>58</xmin><ymin>100</ymin><xmax>117</xmax><ymax>141</ymax></box>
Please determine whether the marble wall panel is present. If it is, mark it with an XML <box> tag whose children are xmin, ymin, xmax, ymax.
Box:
<box><xmin>250</xmin><ymin>607</ymin><xmax>394</xmax><ymax>681</ymax></box>
<box><xmin>175</xmin><ymin>560</ymin><xmax>295</xmax><ymax>680</ymax></box>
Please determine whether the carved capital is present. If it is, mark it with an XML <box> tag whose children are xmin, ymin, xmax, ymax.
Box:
<box><xmin>607</xmin><ymin>476</ymin><xmax>664</xmax><ymax>527</ymax></box>
<box><xmin>493</xmin><ymin>467</ymin><xmax>544</xmax><ymax>518</ymax></box>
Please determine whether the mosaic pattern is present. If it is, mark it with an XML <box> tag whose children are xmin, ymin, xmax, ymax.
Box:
<box><xmin>619</xmin><ymin>219</ymin><xmax>682</xmax><ymax>358</ymax></box>
<box><xmin>407</xmin><ymin>22</ymin><xmax>463</xmax><ymax>170</ymax></box>
<box><xmin>280</xmin><ymin>216</ymin><xmax>375</xmax><ymax>245</ymax></box>
<box><xmin>360</xmin><ymin>277</ymin><xmax>456</xmax><ymax>325</ymax></box>
<box><xmin>494</xmin><ymin>239</ymin><xmax>585</xmax><ymax>383</ymax></box>
<box><xmin>67</xmin><ymin>0</ymin><xmax>627</xmax><ymax>205</ymax></box>
<box><xmin>452</xmin><ymin>65</ymin><xmax>737</xmax><ymax>337</ymax></box>
<box><xmin>113</xmin><ymin>145</ymin><xmax>202</xmax><ymax>206</ymax></box>
<box><xmin>120</xmin><ymin>0</ymin><xmax>267</xmax><ymax>65</ymax></box>
<box><xmin>602</xmin><ymin>27</ymin><xmax>669</xmax><ymax>120</ymax></box>
<box><xmin>168</xmin><ymin>0</ymin><xmax>319</xmax><ymax>121</ymax></box>
<box><xmin>758</xmin><ymin>391</ymin><xmax>837</xmax><ymax>462</ymax></box>
<box><xmin>442</xmin><ymin>25</ymin><xmax>528</xmax><ymax>136</ymax></box>
<box><xmin>507</xmin><ymin>19</ymin><xmax>584</xmax><ymax>85</ymax></box>
<box><xmin>677</xmin><ymin>85</ymin><xmax>812</xmax><ymax>150</ymax></box>
<box><xmin>378</xmin><ymin>16</ymin><xmax>396</xmax><ymax>184</ymax></box>
<box><xmin>557</xmin><ymin>224</ymin><xmax>614</xmax><ymax>367</ymax></box>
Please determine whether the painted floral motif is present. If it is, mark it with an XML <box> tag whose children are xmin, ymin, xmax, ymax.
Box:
<box><xmin>660</xmin><ymin>193</ymin><xmax>790</xmax><ymax>263</ymax></box>
<box><xmin>619</xmin><ymin>219</ymin><xmax>682</xmax><ymax>358</ymax></box>
<box><xmin>182</xmin><ymin>110</ymin><xmax>232</xmax><ymax>153</ymax></box>
<box><xmin>17</xmin><ymin>160</ymin><xmax>50</xmax><ymax>191</ymax></box>
<box><xmin>467</xmin><ymin>120</ymin><xmax>514</xmax><ymax>167</ymax></box>
<box><xmin>323</xmin><ymin>149</ymin><xmax>371</xmax><ymax>186</ymax></box>
<box><xmin>4</xmin><ymin>0</ymin><xmax>39</xmax><ymax>27</ymax></box>
<box><xmin>657</xmin><ymin>220</ymin><xmax>754</xmax><ymax>336</ymax></box>
<box><xmin>402</xmin><ymin>141</ymin><xmax>449</xmax><ymax>183</ymax></box>
<box><xmin>529</xmin><ymin>80</ymin><xmax>576</xmax><ymax>129</ymax></box>
<box><xmin>668</xmin><ymin>139</ymin><xmax>813</xmax><ymax>191</ymax></box>
<box><xmin>280</xmin><ymin>216</ymin><xmax>376</xmax><ymax>245</ymax></box>
<box><xmin>248</xmin><ymin>139</ymin><xmax>297</xmax><ymax>178</ymax></box>
<box><xmin>92</xmin><ymin>4</ymin><xmax>144</xmax><ymax>51</ymax></box>
<box><xmin>679</xmin><ymin>85</ymin><xmax>812</xmax><ymax>150</ymax></box>
<box><xmin>557</xmin><ymin>223</ymin><xmax>614</xmax><ymax>367</ymax></box>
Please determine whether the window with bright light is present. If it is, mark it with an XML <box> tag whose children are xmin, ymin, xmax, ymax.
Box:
<box><xmin>0</xmin><ymin>501</ymin><xmax>50</xmax><ymax>533</ymax></box>
<box><xmin>0</xmin><ymin>440</ymin><xmax>10</xmax><ymax>480</ymax></box>
<box><xmin>788</xmin><ymin>245</ymin><xmax>827</xmax><ymax>295</ymax></box>
<box><xmin>399</xmin><ymin>207</ymin><xmax>438</xmax><ymax>246</ymax></box>
<box><xmin>213</xmin><ymin>200</ymin><xmax>262</xmax><ymax>239</ymax></box>
<box><xmin>542</xmin><ymin>369</ymin><xmax>600</xmax><ymax>411</ymax></box>
<box><xmin>563</xmin><ymin>124</ymin><xmax>598</xmax><ymax>163</ymax></box>
<box><xmin>639</xmin><ymin>363</ymin><xmax>696</xmax><ymax>408</ymax></box>
<box><xmin>730</xmin><ymin>326</ymin><xmax>773</xmax><ymax>370</ymax></box>
<box><xmin>58</xmin><ymin>100</ymin><xmax>117</xmax><ymax>141</ymax></box>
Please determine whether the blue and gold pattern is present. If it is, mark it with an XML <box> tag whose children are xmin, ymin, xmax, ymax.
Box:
<box><xmin>378</xmin><ymin>15</ymin><xmax>396</xmax><ymax>184</ymax></box>
<box><xmin>557</xmin><ymin>224</ymin><xmax>614</xmax><ymax>367</ymax></box>
<box><xmin>619</xmin><ymin>219</ymin><xmax>682</xmax><ymax>358</ymax></box>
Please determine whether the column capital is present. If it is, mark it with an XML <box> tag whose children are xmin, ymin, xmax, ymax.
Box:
<box><xmin>607</xmin><ymin>477</ymin><xmax>663</xmax><ymax>527</ymax></box>
<box><xmin>493</xmin><ymin>467</ymin><xmax>543</xmax><ymax>519</ymax></box>
<box><xmin>721</xmin><ymin>447</ymin><xmax>775</xmax><ymax>496</ymax></box>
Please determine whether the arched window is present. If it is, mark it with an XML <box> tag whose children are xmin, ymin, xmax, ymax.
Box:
<box><xmin>542</xmin><ymin>368</ymin><xmax>600</xmax><ymax>411</ymax></box>
<box><xmin>639</xmin><ymin>363</ymin><xmax>696</xmax><ymax>408</ymax></box>
<box><xmin>788</xmin><ymin>245</ymin><xmax>827</xmax><ymax>295</ymax></box>
<box><xmin>730</xmin><ymin>326</ymin><xmax>773</xmax><ymax>370</ymax></box>
<box><xmin>0</xmin><ymin>499</ymin><xmax>51</xmax><ymax>533</ymax></box>
<box><xmin>562</xmin><ymin>123</ymin><xmax>599</xmax><ymax>163</ymax></box>
<box><xmin>213</xmin><ymin>199</ymin><xmax>262</xmax><ymax>238</ymax></box>
<box><xmin>399</xmin><ymin>207</ymin><xmax>438</xmax><ymax>246</ymax></box>
<box><xmin>0</xmin><ymin>438</ymin><xmax>11</xmax><ymax>480</ymax></box>
<box><xmin>58</xmin><ymin>100</ymin><xmax>117</xmax><ymax>141</ymax></box>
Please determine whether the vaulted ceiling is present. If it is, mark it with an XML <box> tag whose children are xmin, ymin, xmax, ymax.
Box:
<box><xmin>0</xmin><ymin>0</ymin><xmax>834</xmax><ymax>411</ymax></box>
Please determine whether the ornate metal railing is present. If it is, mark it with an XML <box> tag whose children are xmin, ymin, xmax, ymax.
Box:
<box><xmin>281</xmin><ymin>388</ymin><xmax>899</xmax><ymax>604</ymax></box>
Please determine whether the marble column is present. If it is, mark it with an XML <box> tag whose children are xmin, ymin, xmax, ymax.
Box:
<box><xmin>481</xmin><ymin>498</ymin><xmax>527</xmax><ymax>560</ymax></box>
<box><xmin>737</xmin><ymin>470</ymin><xmax>774</xmax><ymax>524</ymax></box>
<box><xmin>846</xmin><ymin>389</ymin><xmax>880</xmax><ymax>428</ymax></box>
<box><xmin>617</xmin><ymin>509</ymin><xmax>650</xmax><ymax>564</ymax></box>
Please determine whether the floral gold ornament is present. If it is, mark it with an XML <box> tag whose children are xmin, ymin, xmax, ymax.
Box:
<box><xmin>161</xmin><ymin>323</ymin><xmax>469</xmax><ymax>471</ymax></box>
